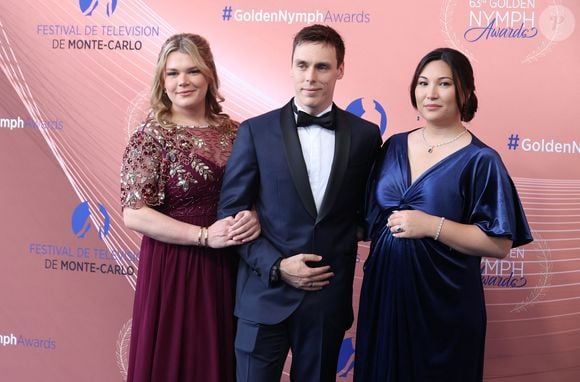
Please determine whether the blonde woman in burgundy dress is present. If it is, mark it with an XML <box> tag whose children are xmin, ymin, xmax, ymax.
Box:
<box><xmin>121</xmin><ymin>33</ymin><xmax>260</xmax><ymax>382</ymax></box>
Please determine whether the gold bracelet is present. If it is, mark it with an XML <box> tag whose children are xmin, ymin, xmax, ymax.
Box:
<box><xmin>434</xmin><ymin>217</ymin><xmax>445</xmax><ymax>241</ymax></box>
<box><xmin>197</xmin><ymin>227</ymin><xmax>203</xmax><ymax>247</ymax></box>
<box><xmin>203</xmin><ymin>227</ymin><xmax>209</xmax><ymax>247</ymax></box>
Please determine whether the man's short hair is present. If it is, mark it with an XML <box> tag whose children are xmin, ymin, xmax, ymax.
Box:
<box><xmin>292</xmin><ymin>24</ymin><xmax>345</xmax><ymax>66</ymax></box>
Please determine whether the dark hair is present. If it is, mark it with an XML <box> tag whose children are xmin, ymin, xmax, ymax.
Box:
<box><xmin>292</xmin><ymin>24</ymin><xmax>345</xmax><ymax>67</ymax></box>
<box><xmin>151</xmin><ymin>33</ymin><xmax>226</xmax><ymax>124</ymax></box>
<box><xmin>410</xmin><ymin>47</ymin><xmax>478</xmax><ymax>122</ymax></box>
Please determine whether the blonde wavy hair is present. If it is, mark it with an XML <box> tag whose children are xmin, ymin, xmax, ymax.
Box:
<box><xmin>150</xmin><ymin>33</ymin><xmax>227</xmax><ymax>125</ymax></box>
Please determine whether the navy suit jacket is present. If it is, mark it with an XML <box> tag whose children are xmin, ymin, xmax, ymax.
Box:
<box><xmin>218</xmin><ymin>100</ymin><xmax>381</xmax><ymax>330</ymax></box>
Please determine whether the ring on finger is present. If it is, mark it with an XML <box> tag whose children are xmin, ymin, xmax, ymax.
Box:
<box><xmin>396</xmin><ymin>226</ymin><xmax>403</xmax><ymax>233</ymax></box>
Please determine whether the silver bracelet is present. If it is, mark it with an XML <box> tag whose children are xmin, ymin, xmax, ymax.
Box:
<box><xmin>434</xmin><ymin>217</ymin><xmax>445</xmax><ymax>241</ymax></box>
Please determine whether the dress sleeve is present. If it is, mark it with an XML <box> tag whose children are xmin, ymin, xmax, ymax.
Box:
<box><xmin>120</xmin><ymin>125</ymin><xmax>165</xmax><ymax>209</ymax></box>
<box><xmin>229</xmin><ymin>119</ymin><xmax>240</xmax><ymax>144</ymax></box>
<box><xmin>364</xmin><ymin>137</ymin><xmax>391</xmax><ymax>241</ymax></box>
<box><xmin>463</xmin><ymin>148</ymin><xmax>533</xmax><ymax>248</ymax></box>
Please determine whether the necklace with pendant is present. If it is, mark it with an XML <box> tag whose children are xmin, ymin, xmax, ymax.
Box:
<box><xmin>421</xmin><ymin>127</ymin><xmax>468</xmax><ymax>153</ymax></box>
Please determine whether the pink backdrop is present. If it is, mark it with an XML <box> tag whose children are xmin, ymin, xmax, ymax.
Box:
<box><xmin>1</xmin><ymin>0</ymin><xmax>579</xmax><ymax>380</ymax></box>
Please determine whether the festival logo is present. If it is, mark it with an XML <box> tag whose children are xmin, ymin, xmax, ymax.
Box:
<box><xmin>27</xmin><ymin>201</ymin><xmax>137</xmax><ymax>277</ymax></box>
<box><xmin>441</xmin><ymin>0</ymin><xmax>576</xmax><ymax>63</ymax></box>
<box><xmin>35</xmin><ymin>1</ymin><xmax>159</xmax><ymax>51</ymax></box>
<box><xmin>346</xmin><ymin>98</ymin><xmax>388</xmax><ymax>135</ymax></box>
<box><xmin>79</xmin><ymin>0</ymin><xmax>119</xmax><ymax>17</ymax></box>
<box><xmin>71</xmin><ymin>201</ymin><xmax>111</xmax><ymax>240</ymax></box>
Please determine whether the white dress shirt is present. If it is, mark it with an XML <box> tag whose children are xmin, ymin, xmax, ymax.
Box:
<box><xmin>294</xmin><ymin>102</ymin><xmax>335</xmax><ymax>212</ymax></box>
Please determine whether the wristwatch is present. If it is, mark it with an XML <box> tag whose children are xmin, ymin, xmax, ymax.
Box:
<box><xmin>269</xmin><ymin>258</ymin><xmax>282</xmax><ymax>284</ymax></box>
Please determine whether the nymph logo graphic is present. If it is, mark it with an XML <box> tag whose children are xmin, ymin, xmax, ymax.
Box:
<box><xmin>71</xmin><ymin>201</ymin><xmax>110</xmax><ymax>240</ymax></box>
<box><xmin>336</xmin><ymin>337</ymin><xmax>355</xmax><ymax>378</ymax></box>
<box><xmin>79</xmin><ymin>0</ymin><xmax>119</xmax><ymax>17</ymax></box>
<box><xmin>346</xmin><ymin>98</ymin><xmax>388</xmax><ymax>136</ymax></box>
<box><xmin>441</xmin><ymin>0</ymin><xmax>576</xmax><ymax>63</ymax></box>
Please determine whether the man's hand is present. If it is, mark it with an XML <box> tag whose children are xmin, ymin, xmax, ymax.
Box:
<box><xmin>279</xmin><ymin>254</ymin><xmax>334</xmax><ymax>291</ymax></box>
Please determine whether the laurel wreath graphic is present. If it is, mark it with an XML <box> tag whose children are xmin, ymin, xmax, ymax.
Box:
<box><xmin>126</xmin><ymin>90</ymin><xmax>150</xmax><ymax>140</ymax></box>
<box><xmin>511</xmin><ymin>231</ymin><xmax>552</xmax><ymax>313</ymax></box>
<box><xmin>116</xmin><ymin>319</ymin><xmax>132</xmax><ymax>379</ymax></box>
<box><xmin>440</xmin><ymin>0</ymin><xmax>477</xmax><ymax>62</ymax></box>
<box><xmin>522</xmin><ymin>0</ymin><xmax>560</xmax><ymax>64</ymax></box>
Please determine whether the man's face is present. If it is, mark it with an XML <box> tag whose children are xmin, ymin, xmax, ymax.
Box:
<box><xmin>291</xmin><ymin>42</ymin><xmax>344</xmax><ymax>115</ymax></box>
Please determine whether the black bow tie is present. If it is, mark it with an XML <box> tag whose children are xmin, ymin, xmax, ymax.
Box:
<box><xmin>294</xmin><ymin>105</ymin><xmax>335</xmax><ymax>130</ymax></box>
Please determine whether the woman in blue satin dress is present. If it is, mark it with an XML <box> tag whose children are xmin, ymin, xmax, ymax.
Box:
<box><xmin>354</xmin><ymin>48</ymin><xmax>533</xmax><ymax>382</ymax></box>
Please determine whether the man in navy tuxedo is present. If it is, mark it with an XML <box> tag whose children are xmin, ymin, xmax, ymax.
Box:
<box><xmin>218</xmin><ymin>24</ymin><xmax>381</xmax><ymax>382</ymax></box>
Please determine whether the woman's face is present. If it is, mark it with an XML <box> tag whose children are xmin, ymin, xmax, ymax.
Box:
<box><xmin>163</xmin><ymin>51</ymin><xmax>209</xmax><ymax>117</ymax></box>
<box><xmin>414</xmin><ymin>60</ymin><xmax>461</xmax><ymax>126</ymax></box>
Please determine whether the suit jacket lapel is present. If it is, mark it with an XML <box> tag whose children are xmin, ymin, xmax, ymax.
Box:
<box><xmin>280</xmin><ymin>101</ymin><xmax>317</xmax><ymax>219</ymax></box>
<box><xmin>317</xmin><ymin>107</ymin><xmax>350</xmax><ymax>223</ymax></box>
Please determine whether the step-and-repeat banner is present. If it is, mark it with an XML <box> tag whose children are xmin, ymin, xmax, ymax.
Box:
<box><xmin>1</xmin><ymin>1</ymin><xmax>578</xmax><ymax>381</ymax></box>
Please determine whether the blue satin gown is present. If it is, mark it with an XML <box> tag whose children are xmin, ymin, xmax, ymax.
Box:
<box><xmin>354</xmin><ymin>131</ymin><xmax>533</xmax><ymax>382</ymax></box>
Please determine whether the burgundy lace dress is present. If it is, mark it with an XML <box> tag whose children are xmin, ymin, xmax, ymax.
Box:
<box><xmin>121</xmin><ymin>117</ymin><xmax>238</xmax><ymax>382</ymax></box>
